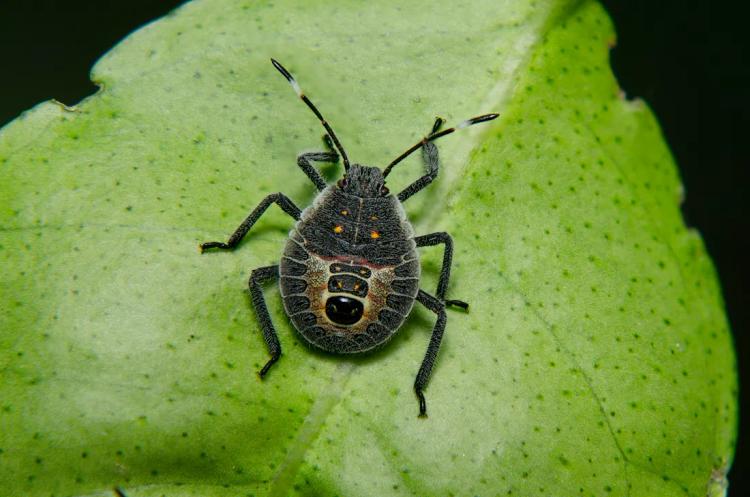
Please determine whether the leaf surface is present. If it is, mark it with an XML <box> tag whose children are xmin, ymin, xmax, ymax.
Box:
<box><xmin>0</xmin><ymin>0</ymin><xmax>736</xmax><ymax>496</ymax></box>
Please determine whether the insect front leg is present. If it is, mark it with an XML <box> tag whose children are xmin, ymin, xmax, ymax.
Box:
<box><xmin>249</xmin><ymin>265</ymin><xmax>282</xmax><ymax>377</ymax></box>
<box><xmin>415</xmin><ymin>232</ymin><xmax>468</xmax><ymax>309</ymax></box>
<box><xmin>414</xmin><ymin>289</ymin><xmax>448</xmax><ymax>418</ymax></box>
<box><xmin>397</xmin><ymin>117</ymin><xmax>444</xmax><ymax>202</ymax></box>
<box><xmin>296</xmin><ymin>134</ymin><xmax>340</xmax><ymax>190</ymax></box>
<box><xmin>200</xmin><ymin>192</ymin><xmax>301</xmax><ymax>251</ymax></box>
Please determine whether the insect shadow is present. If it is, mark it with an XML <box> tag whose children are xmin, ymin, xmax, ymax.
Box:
<box><xmin>201</xmin><ymin>58</ymin><xmax>497</xmax><ymax>417</ymax></box>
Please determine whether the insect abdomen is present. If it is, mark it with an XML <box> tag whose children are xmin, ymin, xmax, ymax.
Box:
<box><xmin>279</xmin><ymin>230</ymin><xmax>317</xmax><ymax>331</ymax></box>
<box><xmin>278</xmin><ymin>186</ymin><xmax>420</xmax><ymax>353</ymax></box>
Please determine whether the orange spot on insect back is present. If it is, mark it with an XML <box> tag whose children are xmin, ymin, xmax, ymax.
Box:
<box><xmin>370</xmin><ymin>231</ymin><xmax>380</xmax><ymax>239</ymax></box>
<box><xmin>334</xmin><ymin>225</ymin><xmax>344</xmax><ymax>234</ymax></box>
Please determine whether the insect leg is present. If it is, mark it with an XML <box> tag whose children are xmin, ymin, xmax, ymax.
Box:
<box><xmin>414</xmin><ymin>232</ymin><xmax>469</xmax><ymax>309</ymax></box>
<box><xmin>249</xmin><ymin>265</ymin><xmax>282</xmax><ymax>377</ymax></box>
<box><xmin>397</xmin><ymin>118</ymin><xmax>444</xmax><ymax>202</ymax></box>
<box><xmin>414</xmin><ymin>289</ymin><xmax>447</xmax><ymax>417</ymax></box>
<box><xmin>297</xmin><ymin>135</ymin><xmax>340</xmax><ymax>190</ymax></box>
<box><xmin>384</xmin><ymin>113</ymin><xmax>498</xmax><ymax>179</ymax></box>
<box><xmin>200</xmin><ymin>193</ymin><xmax>301</xmax><ymax>251</ymax></box>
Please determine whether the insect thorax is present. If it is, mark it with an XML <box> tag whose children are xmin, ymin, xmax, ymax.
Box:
<box><xmin>279</xmin><ymin>186</ymin><xmax>420</xmax><ymax>353</ymax></box>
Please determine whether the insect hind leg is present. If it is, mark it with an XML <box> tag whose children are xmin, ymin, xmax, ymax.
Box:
<box><xmin>249</xmin><ymin>265</ymin><xmax>282</xmax><ymax>377</ymax></box>
<box><xmin>414</xmin><ymin>289</ymin><xmax>447</xmax><ymax>417</ymax></box>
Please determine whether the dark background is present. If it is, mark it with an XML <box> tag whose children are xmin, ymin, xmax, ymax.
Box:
<box><xmin>1</xmin><ymin>0</ymin><xmax>746</xmax><ymax>494</ymax></box>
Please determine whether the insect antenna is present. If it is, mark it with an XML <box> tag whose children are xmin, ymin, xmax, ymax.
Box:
<box><xmin>382</xmin><ymin>113</ymin><xmax>499</xmax><ymax>178</ymax></box>
<box><xmin>271</xmin><ymin>58</ymin><xmax>351</xmax><ymax>171</ymax></box>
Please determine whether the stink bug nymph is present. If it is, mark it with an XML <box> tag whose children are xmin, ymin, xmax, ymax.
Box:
<box><xmin>200</xmin><ymin>59</ymin><xmax>498</xmax><ymax>417</ymax></box>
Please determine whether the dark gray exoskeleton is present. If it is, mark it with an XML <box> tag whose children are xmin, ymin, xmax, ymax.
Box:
<box><xmin>200</xmin><ymin>59</ymin><xmax>498</xmax><ymax>417</ymax></box>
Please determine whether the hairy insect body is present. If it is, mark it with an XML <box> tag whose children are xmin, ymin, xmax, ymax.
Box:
<box><xmin>280</xmin><ymin>184</ymin><xmax>419</xmax><ymax>353</ymax></box>
<box><xmin>200</xmin><ymin>58</ymin><xmax>497</xmax><ymax>415</ymax></box>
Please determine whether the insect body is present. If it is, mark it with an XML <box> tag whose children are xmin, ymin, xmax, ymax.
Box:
<box><xmin>201</xmin><ymin>59</ymin><xmax>497</xmax><ymax>416</ymax></box>
<box><xmin>280</xmin><ymin>173</ymin><xmax>418</xmax><ymax>354</ymax></box>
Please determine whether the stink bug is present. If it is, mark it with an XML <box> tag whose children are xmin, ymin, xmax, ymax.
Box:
<box><xmin>200</xmin><ymin>59</ymin><xmax>498</xmax><ymax>416</ymax></box>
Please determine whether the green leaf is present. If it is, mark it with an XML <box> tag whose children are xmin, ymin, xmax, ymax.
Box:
<box><xmin>0</xmin><ymin>0</ymin><xmax>737</xmax><ymax>496</ymax></box>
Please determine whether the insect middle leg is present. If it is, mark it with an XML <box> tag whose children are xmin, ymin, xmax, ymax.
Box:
<box><xmin>414</xmin><ymin>232</ymin><xmax>468</xmax><ymax>309</ymax></box>
<box><xmin>249</xmin><ymin>265</ymin><xmax>283</xmax><ymax>377</ymax></box>
<box><xmin>297</xmin><ymin>134</ymin><xmax>339</xmax><ymax>191</ymax></box>
<box><xmin>414</xmin><ymin>289</ymin><xmax>448</xmax><ymax>417</ymax></box>
<box><xmin>200</xmin><ymin>192</ymin><xmax>301</xmax><ymax>251</ymax></box>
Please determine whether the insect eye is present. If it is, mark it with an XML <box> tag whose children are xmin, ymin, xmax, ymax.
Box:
<box><xmin>380</xmin><ymin>186</ymin><xmax>389</xmax><ymax>195</ymax></box>
<box><xmin>337</xmin><ymin>178</ymin><xmax>348</xmax><ymax>189</ymax></box>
